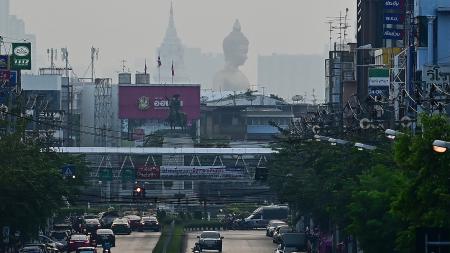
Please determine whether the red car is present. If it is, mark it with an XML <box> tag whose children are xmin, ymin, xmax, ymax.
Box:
<box><xmin>68</xmin><ymin>234</ymin><xmax>91</xmax><ymax>252</ymax></box>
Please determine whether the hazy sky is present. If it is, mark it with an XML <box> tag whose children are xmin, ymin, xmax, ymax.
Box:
<box><xmin>10</xmin><ymin>0</ymin><xmax>356</xmax><ymax>98</ymax></box>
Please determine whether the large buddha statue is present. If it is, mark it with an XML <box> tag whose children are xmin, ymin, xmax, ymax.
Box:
<box><xmin>213</xmin><ymin>20</ymin><xmax>250</xmax><ymax>91</ymax></box>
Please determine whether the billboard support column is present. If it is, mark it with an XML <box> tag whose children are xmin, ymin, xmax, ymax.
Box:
<box><xmin>196</xmin><ymin>119</ymin><xmax>200</xmax><ymax>143</ymax></box>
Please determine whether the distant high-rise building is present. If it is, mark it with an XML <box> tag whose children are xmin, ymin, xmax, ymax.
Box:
<box><xmin>155</xmin><ymin>2</ymin><xmax>188</xmax><ymax>84</ymax></box>
<box><xmin>257</xmin><ymin>54</ymin><xmax>324</xmax><ymax>101</ymax></box>
<box><xmin>0</xmin><ymin>0</ymin><xmax>37</xmax><ymax>72</ymax></box>
<box><xmin>184</xmin><ymin>48</ymin><xmax>223</xmax><ymax>90</ymax></box>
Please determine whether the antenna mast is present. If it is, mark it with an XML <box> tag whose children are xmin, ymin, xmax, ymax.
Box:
<box><xmin>91</xmin><ymin>47</ymin><xmax>99</xmax><ymax>82</ymax></box>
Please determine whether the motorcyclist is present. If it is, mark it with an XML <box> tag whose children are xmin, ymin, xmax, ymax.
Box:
<box><xmin>102</xmin><ymin>240</ymin><xmax>111</xmax><ymax>253</ymax></box>
<box><xmin>192</xmin><ymin>242</ymin><xmax>201</xmax><ymax>253</ymax></box>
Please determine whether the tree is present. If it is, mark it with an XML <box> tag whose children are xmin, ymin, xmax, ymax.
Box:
<box><xmin>0</xmin><ymin>121</ymin><xmax>86</xmax><ymax>238</ymax></box>
<box><xmin>392</xmin><ymin>114</ymin><xmax>450</xmax><ymax>252</ymax></box>
<box><xmin>347</xmin><ymin>165</ymin><xmax>407</xmax><ymax>253</ymax></box>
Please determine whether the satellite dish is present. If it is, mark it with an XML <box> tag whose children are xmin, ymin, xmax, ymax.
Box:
<box><xmin>400</xmin><ymin>116</ymin><xmax>412</xmax><ymax>128</ymax></box>
<box><xmin>312</xmin><ymin>125</ymin><xmax>321</xmax><ymax>134</ymax></box>
<box><xmin>360</xmin><ymin>118</ymin><xmax>371</xmax><ymax>129</ymax></box>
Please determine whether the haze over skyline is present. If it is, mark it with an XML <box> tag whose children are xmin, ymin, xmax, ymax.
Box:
<box><xmin>7</xmin><ymin>0</ymin><xmax>356</xmax><ymax>100</ymax></box>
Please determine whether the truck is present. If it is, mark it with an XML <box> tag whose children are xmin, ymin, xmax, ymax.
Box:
<box><xmin>244</xmin><ymin>205</ymin><xmax>289</xmax><ymax>228</ymax></box>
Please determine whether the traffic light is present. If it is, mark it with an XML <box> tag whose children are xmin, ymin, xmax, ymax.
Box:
<box><xmin>132</xmin><ymin>185</ymin><xmax>146</xmax><ymax>200</ymax></box>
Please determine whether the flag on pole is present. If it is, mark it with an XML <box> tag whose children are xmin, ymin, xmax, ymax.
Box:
<box><xmin>157</xmin><ymin>55</ymin><xmax>162</xmax><ymax>68</ymax></box>
<box><xmin>171</xmin><ymin>61</ymin><xmax>175</xmax><ymax>77</ymax></box>
<box><xmin>144</xmin><ymin>59</ymin><xmax>147</xmax><ymax>74</ymax></box>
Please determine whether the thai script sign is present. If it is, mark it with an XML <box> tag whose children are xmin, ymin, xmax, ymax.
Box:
<box><xmin>136</xmin><ymin>165</ymin><xmax>160</xmax><ymax>180</ymax></box>
<box><xmin>119</xmin><ymin>86</ymin><xmax>200</xmax><ymax>121</ymax></box>
<box><xmin>160</xmin><ymin>166</ymin><xmax>246</xmax><ymax>180</ymax></box>
<box><xmin>368</xmin><ymin>68</ymin><xmax>390</xmax><ymax>97</ymax></box>
<box><xmin>11</xmin><ymin>43</ymin><xmax>31</xmax><ymax>70</ymax></box>
<box><xmin>384</xmin><ymin>0</ymin><xmax>404</xmax><ymax>10</ymax></box>
<box><xmin>383</xmin><ymin>28</ymin><xmax>404</xmax><ymax>40</ymax></box>
<box><xmin>423</xmin><ymin>65</ymin><xmax>450</xmax><ymax>91</ymax></box>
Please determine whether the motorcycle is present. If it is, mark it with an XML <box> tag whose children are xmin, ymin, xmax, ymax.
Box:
<box><xmin>191</xmin><ymin>242</ymin><xmax>201</xmax><ymax>253</ymax></box>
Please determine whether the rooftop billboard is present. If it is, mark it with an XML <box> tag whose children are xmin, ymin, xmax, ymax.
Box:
<box><xmin>119</xmin><ymin>85</ymin><xmax>200</xmax><ymax>121</ymax></box>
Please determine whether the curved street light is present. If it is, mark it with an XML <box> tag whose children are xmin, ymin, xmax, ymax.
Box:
<box><xmin>354</xmin><ymin>142</ymin><xmax>377</xmax><ymax>151</ymax></box>
<box><xmin>385</xmin><ymin>129</ymin><xmax>404</xmax><ymax>140</ymax></box>
<box><xmin>432</xmin><ymin>140</ymin><xmax>450</xmax><ymax>153</ymax></box>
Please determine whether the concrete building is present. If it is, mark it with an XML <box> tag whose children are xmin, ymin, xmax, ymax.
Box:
<box><xmin>201</xmin><ymin>93</ymin><xmax>295</xmax><ymax>140</ymax></box>
<box><xmin>257</xmin><ymin>53</ymin><xmax>324</xmax><ymax>101</ymax></box>
<box><xmin>414</xmin><ymin>0</ymin><xmax>450</xmax><ymax>68</ymax></box>
<box><xmin>325</xmin><ymin>43</ymin><xmax>357</xmax><ymax>115</ymax></box>
<box><xmin>0</xmin><ymin>0</ymin><xmax>37</xmax><ymax>73</ymax></box>
<box><xmin>356</xmin><ymin>0</ymin><xmax>407</xmax><ymax>102</ymax></box>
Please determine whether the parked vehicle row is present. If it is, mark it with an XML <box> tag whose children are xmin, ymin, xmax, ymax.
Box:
<box><xmin>265</xmin><ymin>219</ymin><xmax>307</xmax><ymax>253</ymax></box>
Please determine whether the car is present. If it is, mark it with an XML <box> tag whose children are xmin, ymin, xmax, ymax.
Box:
<box><xmin>245</xmin><ymin>205</ymin><xmax>289</xmax><ymax>228</ymax></box>
<box><xmin>84</xmin><ymin>219</ymin><xmax>101</xmax><ymax>235</ymax></box>
<box><xmin>94</xmin><ymin>229</ymin><xmax>115</xmax><ymax>247</ymax></box>
<box><xmin>83</xmin><ymin>214</ymin><xmax>98</xmax><ymax>220</ymax></box>
<box><xmin>20</xmin><ymin>244</ymin><xmax>50</xmax><ymax>253</ymax></box>
<box><xmin>68</xmin><ymin>234</ymin><xmax>91</xmax><ymax>252</ymax></box>
<box><xmin>266</xmin><ymin>220</ymin><xmax>287</xmax><ymax>237</ymax></box>
<box><xmin>49</xmin><ymin>230</ymin><xmax>69</xmax><ymax>250</ymax></box>
<box><xmin>274</xmin><ymin>233</ymin><xmax>307</xmax><ymax>253</ymax></box>
<box><xmin>76</xmin><ymin>247</ymin><xmax>97</xmax><ymax>253</ymax></box>
<box><xmin>38</xmin><ymin>235</ymin><xmax>65</xmax><ymax>252</ymax></box>
<box><xmin>196</xmin><ymin>231</ymin><xmax>223</xmax><ymax>252</ymax></box>
<box><xmin>21</xmin><ymin>243</ymin><xmax>57</xmax><ymax>253</ymax></box>
<box><xmin>111</xmin><ymin>218</ymin><xmax>131</xmax><ymax>235</ymax></box>
<box><xmin>124</xmin><ymin>215</ymin><xmax>141</xmax><ymax>231</ymax></box>
<box><xmin>273</xmin><ymin>225</ymin><xmax>292</xmax><ymax>244</ymax></box>
<box><xmin>139</xmin><ymin>216</ymin><xmax>160</xmax><ymax>232</ymax></box>
<box><xmin>53</xmin><ymin>224</ymin><xmax>73</xmax><ymax>236</ymax></box>
<box><xmin>100</xmin><ymin>211</ymin><xmax>120</xmax><ymax>228</ymax></box>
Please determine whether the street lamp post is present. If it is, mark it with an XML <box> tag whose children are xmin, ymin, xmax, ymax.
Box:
<box><xmin>432</xmin><ymin>140</ymin><xmax>450</xmax><ymax>153</ymax></box>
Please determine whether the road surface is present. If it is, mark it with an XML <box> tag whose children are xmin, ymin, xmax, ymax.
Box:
<box><xmin>100</xmin><ymin>231</ymin><xmax>160</xmax><ymax>253</ymax></box>
<box><xmin>184</xmin><ymin>230</ymin><xmax>276</xmax><ymax>253</ymax></box>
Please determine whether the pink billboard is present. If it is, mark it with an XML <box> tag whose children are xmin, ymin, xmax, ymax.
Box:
<box><xmin>119</xmin><ymin>85</ymin><xmax>200</xmax><ymax>121</ymax></box>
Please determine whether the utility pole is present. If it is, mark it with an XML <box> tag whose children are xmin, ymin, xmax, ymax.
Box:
<box><xmin>61</xmin><ymin>48</ymin><xmax>71</xmax><ymax>146</ymax></box>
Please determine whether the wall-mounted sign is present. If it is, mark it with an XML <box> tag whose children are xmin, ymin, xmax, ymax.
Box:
<box><xmin>119</xmin><ymin>86</ymin><xmax>200</xmax><ymax>121</ymax></box>
<box><xmin>160</xmin><ymin>166</ymin><xmax>246</xmax><ymax>180</ymax></box>
<box><xmin>0</xmin><ymin>56</ymin><xmax>9</xmax><ymax>70</ymax></box>
<box><xmin>384</xmin><ymin>0</ymin><xmax>404</xmax><ymax>10</ymax></box>
<box><xmin>383</xmin><ymin>28</ymin><xmax>404</xmax><ymax>40</ymax></box>
<box><xmin>384</xmin><ymin>13</ymin><xmax>404</xmax><ymax>24</ymax></box>
<box><xmin>136</xmin><ymin>165</ymin><xmax>160</xmax><ymax>180</ymax></box>
<box><xmin>11</xmin><ymin>43</ymin><xmax>31</xmax><ymax>70</ymax></box>
<box><xmin>368</xmin><ymin>68</ymin><xmax>390</xmax><ymax>97</ymax></box>
<box><xmin>423</xmin><ymin>65</ymin><xmax>450</xmax><ymax>91</ymax></box>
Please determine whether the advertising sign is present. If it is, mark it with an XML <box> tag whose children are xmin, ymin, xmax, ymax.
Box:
<box><xmin>423</xmin><ymin>65</ymin><xmax>450</xmax><ymax>91</ymax></box>
<box><xmin>136</xmin><ymin>165</ymin><xmax>160</xmax><ymax>180</ymax></box>
<box><xmin>0</xmin><ymin>70</ymin><xmax>10</xmax><ymax>85</ymax></box>
<box><xmin>383</xmin><ymin>28</ymin><xmax>404</xmax><ymax>40</ymax></box>
<box><xmin>119</xmin><ymin>86</ymin><xmax>200</xmax><ymax>121</ymax></box>
<box><xmin>368</xmin><ymin>68</ymin><xmax>390</xmax><ymax>97</ymax></box>
<box><xmin>384</xmin><ymin>0</ymin><xmax>404</xmax><ymax>10</ymax></box>
<box><xmin>384</xmin><ymin>13</ymin><xmax>404</xmax><ymax>24</ymax></box>
<box><xmin>0</xmin><ymin>55</ymin><xmax>9</xmax><ymax>69</ymax></box>
<box><xmin>11</xmin><ymin>43</ymin><xmax>31</xmax><ymax>70</ymax></box>
<box><xmin>160</xmin><ymin>166</ymin><xmax>246</xmax><ymax>180</ymax></box>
